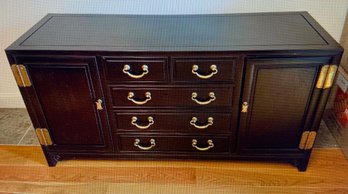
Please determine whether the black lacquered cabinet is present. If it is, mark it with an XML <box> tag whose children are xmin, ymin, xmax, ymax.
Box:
<box><xmin>6</xmin><ymin>12</ymin><xmax>343</xmax><ymax>171</ymax></box>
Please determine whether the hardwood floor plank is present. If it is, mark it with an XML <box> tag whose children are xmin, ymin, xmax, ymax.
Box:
<box><xmin>0</xmin><ymin>166</ymin><xmax>196</xmax><ymax>184</ymax></box>
<box><xmin>196</xmin><ymin>167</ymin><xmax>348</xmax><ymax>187</ymax></box>
<box><xmin>0</xmin><ymin>181</ymin><xmax>108</xmax><ymax>194</ymax></box>
<box><xmin>1</xmin><ymin>182</ymin><xmax>348</xmax><ymax>194</ymax></box>
<box><xmin>0</xmin><ymin>146</ymin><xmax>347</xmax><ymax>194</ymax></box>
<box><xmin>0</xmin><ymin>145</ymin><xmax>46</xmax><ymax>166</ymax></box>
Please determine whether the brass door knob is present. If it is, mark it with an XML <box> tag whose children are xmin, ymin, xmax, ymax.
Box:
<box><xmin>241</xmin><ymin>102</ymin><xmax>249</xmax><ymax>113</ymax></box>
<box><xmin>95</xmin><ymin>99</ymin><xmax>103</xmax><ymax>110</ymax></box>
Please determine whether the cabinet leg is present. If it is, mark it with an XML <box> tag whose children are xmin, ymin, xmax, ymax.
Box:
<box><xmin>291</xmin><ymin>151</ymin><xmax>311</xmax><ymax>172</ymax></box>
<box><xmin>290</xmin><ymin>159</ymin><xmax>308</xmax><ymax>171</ymax></box>
<box><xmin>42</xmin><ymin>149</ymin><xmax>61</xmax><ymax>167</ymax></box>
<box><xmin>297</xmin><ymin>158</ymin><xmax>309</xmax><ymax>172</ymax></box>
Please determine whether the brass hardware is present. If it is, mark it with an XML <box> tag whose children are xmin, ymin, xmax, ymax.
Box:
<box><xmin>299</xmin><ymin>131</ymin><xmax>317</xmax><ymax>150</ymax></box>
<box><xmin>299</xmin><ymin>131</ymin><xmax>309</xmax><ymax>150</ymax></box>
<box><xmin>127</xmin><ymin>92</ymin><xmax>152</xmax><ymax>105</ymax></box>
<box><xmin>192</xmin><ymin>139</ymin><xmax>214</xmax><ymax>151</ymax></box>
<box><xmin>241</xmin><ymin>102</ymin><xmax>249</xmax><ymax>113</ymax></box>
<box><xmin>316</xmin><ymin>65</ymin><xmax>329</xmax><ymax>88</ymax></box>
<box><xmin>323</xmin><ymin>65</ymin><xmax>338</xmax><ymax>89</ymax></box>
<box><xmin>11</xmin><ymin>65</ymin><xmax>23</xmax><ymax>86</ymax></box>
<box><xmin>123</xmin><ymin>64</ymin><xmax>149</xmax><ymax>79</ymax></box>
<box><xmin>305</xmin><ymin>131</ymin><xmax>317</xmax><ymax>150</ymax></box>
<box><xmin>131</xmin><ymin>116</ymin><xmax>154</xmax><ymax>129</ymax></box>
<box><xmin>35</xmin><ymin>128</ymin><xmax>52</xmax><ymax>146</ymax></box>
<box><xmin>192</xmin><ymin>64</ymin><xmax>218</xmax><ymax>79</ymax></box>
<box><xmin>95</xmin><ymin>99</ymin><xmax>103</xmax><ymax>110</ymax></box>
<box><xmin>191</xmin><ymin>92</ymin><xmax>216</xmax><ymax>105</ymax></box>
<box><xmin>11</xmin><ymin>64</ymin><xmax>31</xmax><ymax>87</ymax></box>
<box><xmin>134</xmin><ymin>139</ymin><xmax>156</xmax><ymax>150</ymax></box>
<box><xmin>190</xmin><ymin>117</ymin><xmax>213</xmax><ymax>129</ymax></box>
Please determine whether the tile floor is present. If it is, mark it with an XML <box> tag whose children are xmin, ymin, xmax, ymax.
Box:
<box><xmin>0</xmin><ymin>109</ymin><xmax>38</xmax><ymax>145</ymax></box>
<box><xmin>0</xmin><ymin>108</ymin><xmax>339</xmax><ymax>147</ymax></box>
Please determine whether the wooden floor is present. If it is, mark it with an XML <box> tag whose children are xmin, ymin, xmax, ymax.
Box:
<box><xmin>0</xmin><ymin>146</ymin><xmax>347</xmax><ymax>194</ymax></box>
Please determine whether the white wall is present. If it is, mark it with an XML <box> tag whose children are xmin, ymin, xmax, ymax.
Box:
<box><xmin>0</xmin><ymin>0</ymin><xmax>347</xmax><ymax>108</ymax></box>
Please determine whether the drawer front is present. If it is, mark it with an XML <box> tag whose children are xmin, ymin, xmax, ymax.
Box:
<box><xmin>111</xmin><ymin>87</ymin><xmax>233</xmax><ymax>108</ymax></box>
<box><xmin>173</xmin><ymin>58</ymin><xmax>236</xmax><ymax>82</ymax></box>
<box><xmin>103</xmin><ymin>57</ymin><xmax>168</xmax><ymax>82</ymax></box>
<box><xmin>115</xmin><ymin>112</ymin><xmax>232</xmax><ymax>133</ymax></box>
<box><xmin>118</xmin><ymin>135</ymin><xmax>231</xmax><ymax>153</ymax></box>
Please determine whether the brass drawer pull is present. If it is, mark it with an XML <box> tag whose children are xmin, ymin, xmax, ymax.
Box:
<box><xmin>191</xmin><ymin>92</ymin><xmax>216</xmax><ymax>105</ymax></box>
<box><xmin>190</xmin><ymin>117</ymin><xmax>213</xmax><ymax>129</ymax></box>
<box><xmin>134</xmin><ymin>139</ymin><xmax>156</xmax><ymax>150</ymax></box>
<box><xmin>131</xmin><ymin>116</ymin><xmax>154</xmax><ymax>129</ymax></box>
<box><xmin>192</xmin><ymin>139</ymin><xmax>214</xmax><ymax>151</ymax></box>
<box><xmin>123</xmin><ymin>64</ymin><xmax>149</xmax><ymax>79</ymax></box>
<box><xmin>127</xmin><ymin>92</ymin><xmax>151</xmax><ymax>105</ymax></box>
<box><xmin>192</xmin><ymin>64</ymin><xmax>218</xmax><ymax>79</ymax></box>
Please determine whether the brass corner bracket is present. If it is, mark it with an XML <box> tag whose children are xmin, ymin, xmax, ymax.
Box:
<box><xmin>11</xmin><ymin>64</ymin><xmax>31</xmax><ymax>87</ymax></box>
<box><xmin>316</xmin><ymin>64</ymin><xmax>337</xmax><ymax>89</ymax></box>
<box><xmin>35</xmin><ymin>128</ymin><xmax>53</xmax><ymax>146</ymax></box>
<box><xmin>299</xmin><ymin>131</ymin><xmax>317</xmax><ymax>150</ymax></box>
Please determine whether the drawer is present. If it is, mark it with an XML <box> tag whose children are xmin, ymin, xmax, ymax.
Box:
<box><xmin>103</xmin><ymin>57</ymin><xmax>168</xmax><ymax>82</ymax></box>
<box><xmin>173</xmin><ymin>58</ymin><xmax>236</xmax><ymax>82</ymax></box>
<box><xmin>115</xmin><ymin>112</ymin><xmax>233</xmax><ymax>133</ymax></box>
<box><xmin>111</xmin><ymin>87</ymin><xmax>233</xmax><ymax>108</ymax></box>
<box><xmin>118</xmin><ymin>135</ymin><xmax>231</xmax><ymax>153</ymax></box>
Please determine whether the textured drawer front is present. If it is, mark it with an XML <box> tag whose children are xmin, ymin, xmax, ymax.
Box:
<box><xmin>115</xmin><ymin>112</ymin><xmax>232</xmax><ymax>133</ymax></box>
<box><xmin>111</xmin><ymin>87</ymin><xmax>233</xmax><ymax>108</ymax></box>
<box><xmin>173</xmin><ymin>58</ymin><xmax>236</xmax><ymax>82</ymax></box>
<box><xmin>104</xmin><ymin>57</ymin><xmax>167</xmax><ymax>82</ymax></box>
<box><xmin>118</xmin><ymin>135</ymin><xmax>231</xmax><ymax>153</ymax></box>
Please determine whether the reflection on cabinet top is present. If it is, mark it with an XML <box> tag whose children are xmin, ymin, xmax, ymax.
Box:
<box><xmin>6</xmin><ymin>12</ymin><xmax>342</xmax><ymax>52</ymax></box>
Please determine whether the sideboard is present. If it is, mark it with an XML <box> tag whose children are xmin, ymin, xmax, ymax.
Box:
<box><xmin>6</xmin><ymin>12</ymin><xmax>343</xmax><ymax>171</ymax></box>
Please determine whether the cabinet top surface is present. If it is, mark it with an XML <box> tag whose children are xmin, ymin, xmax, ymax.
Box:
<box><xmin>7</xmin><ymin>12</ymin><xmax>342</xmax><ymax>52</ymax></box>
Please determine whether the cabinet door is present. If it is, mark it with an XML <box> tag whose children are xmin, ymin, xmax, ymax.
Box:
<box><xmin>15</xmin><ymin>56</ymin><xmax>113</xmax><ymax>152</ymax></box>
<box><xmin>238</xmin><ymin>57</ymin><xmax>331</xmax><ymax>153</ymax></box>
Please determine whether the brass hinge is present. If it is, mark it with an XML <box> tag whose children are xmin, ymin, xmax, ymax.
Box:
<box><xmin>35</xmin><ymin>128</ymin><xmax>53</xmax><ymax>146</ymax></box>
<box><xmin>299</xmin><ymin>131</ymin><xmax>317</xmax><ymax>150</ymax></box>
<box><xmin>10</xmin><ymin>64</ymin><xmax>31</xmax><ymax>87</ymax></box>
<box><xmin>324</xmin><ymin>65</ymin><xmax>338</xmax><ymax>89</ymax></box>
<box><xmin>316</xmin><ymin>64</ymin><xmax>337</xmax><ymax>89</ymax></box>
<box><xmin>316</xmin><ymin>65</ymin><xmax>329</xmax><ymax>88</ymax></box>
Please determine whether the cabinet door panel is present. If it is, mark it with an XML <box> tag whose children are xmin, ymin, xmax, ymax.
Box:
<box><xmin>239</xmin><ymin>57</ymin><xmax>331</xmax><ymax>152</ymax></box>
<box><xmin>16</xmin><ymin>56</ymin><xmax>113</xmax><ymax>152</ymax></box>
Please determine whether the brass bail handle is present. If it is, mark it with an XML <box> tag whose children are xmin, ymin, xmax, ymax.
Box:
<box><xmin>192</xmin><ymin>139</ymin><xmax>214</xmax><ymax>151</ymax></box>
<box><xmin>127</xmin><ymin>92</ymin><xmax>152</xmax><ymax>105</ymax></box>
<box><xmin>134</xmin><ymin>139</ymin><xmax>156</xmax><ymax>150</ymax></box>
<box><xmin>131</xmin><ymin>116</ymin><xmax>154</xmax><ymax>129</ymax></box>
<box><xmin>123</xmin><ymin>64</ymin><xmax>149</xmax><ymax>79</ymax></box>
<box><xmin>190</xmin><ymin>117</ymin><xmax>214</xmax><ymax>129</ymax></box>
<box><xmin>192</xmin><ymin>64</ymin><xmax>218</xmax><ymax>79</ymax></box>
<box><xmin>191</xmin><ymin>92</ymin><xmax>216</xmax><ymax>105</ymax></box>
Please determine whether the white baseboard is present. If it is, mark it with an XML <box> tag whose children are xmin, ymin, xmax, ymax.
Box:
<box><xmin>0</xmin><ymin>93</ymin><xmax>25</xmax><ymax>108</ymax></box>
